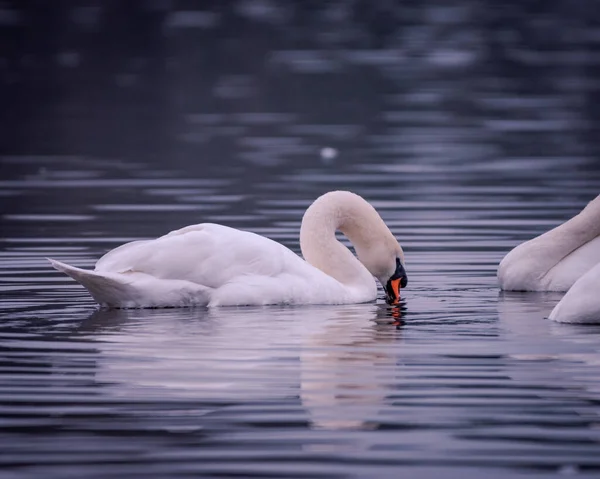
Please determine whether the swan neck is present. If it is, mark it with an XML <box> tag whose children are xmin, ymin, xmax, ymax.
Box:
<box><xmin>299</xmin><ymin>191</ymin><xmax>394</xmax><ymax>288</ymax></box>
<box><xmin>512</xmin><ymin>195</ymin><xmax>600</xmax><ymax>276</ymax></box>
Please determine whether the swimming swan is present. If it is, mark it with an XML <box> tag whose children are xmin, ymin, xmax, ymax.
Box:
<box><xmin>497</xmin><ymin>194</ymin><xmax>600</xmax><ymax>292</ymax></box>
<box><xmin>549</xmin><ymin>261</ymin><xmax>600</xmax><ymax>324</ymax></box>
<box><xmin>49</xmin><ymin>191</ymin><xmax>408</xmax><ymax>308</ymax></box>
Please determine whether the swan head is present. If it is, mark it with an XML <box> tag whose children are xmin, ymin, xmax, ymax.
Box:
<box><xmin>358</xmin><ymin>242</ymin><xmax>407</xmax><ymax>305</ymax></box>
<box><xmin>383</xmin><ymin>257</ymin><xmax>408</xmax><ymax>305</ymax></box>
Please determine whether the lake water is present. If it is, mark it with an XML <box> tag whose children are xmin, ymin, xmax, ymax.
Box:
<box><xmin>2</xmin><ymin>2</ymin><xmax>600</xmax><ymax>478</ymax></box>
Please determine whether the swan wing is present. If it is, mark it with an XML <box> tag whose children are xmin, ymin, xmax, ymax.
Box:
<box><xmin>93</xmin><ymin>223</ymin><xmax>344</xmax><ymax>306</ymax></box>
<box><xmin>96</xmin><ymin>223</ymin><xmax>300</xmax><ymax>287</ymax></box>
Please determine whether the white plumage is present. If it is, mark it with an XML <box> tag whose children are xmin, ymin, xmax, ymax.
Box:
<box><xmin>549</xmin><ymin>261</ymin><xmax>600</xmax><ymax>324</ymax></box>
<box><xmin>498</xmin><ymin>195</ymin><xmax>600</xmax><ymax>292</ymax></box>
<box><xmin>50</xmin><ymin>191</ymin><xmax>406</xmax><ymax>308</ymax></box>
<box><xmin>498</xmin><ymin>194</ymin><xmax>600</xmax><ymax>324</ymax></box>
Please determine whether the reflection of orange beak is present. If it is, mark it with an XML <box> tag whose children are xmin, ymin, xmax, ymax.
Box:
<box><xmin>389</xmin><ymin>278</ymin><xmax>401</xmax><ymax>305</ymax></box>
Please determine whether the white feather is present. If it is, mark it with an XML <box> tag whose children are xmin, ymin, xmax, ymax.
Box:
<box><xmin>49</xmin><ymin>191</ymin><xmax>404</xmax><ymax>308</ymax></box>
<box><xmin>549</xmin><ymin>261</ymin><xmax>600</xmax><ymax>324</ymax></box>
<box><xmin>498</xmin><ymin>195</ymin><xmax>600</xmax><ymax>291</ymax></box>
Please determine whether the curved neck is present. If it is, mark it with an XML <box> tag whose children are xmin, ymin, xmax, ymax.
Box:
<box><xmin>299</xmin><ymin>191</ymin><xmax>394</xmax><ymax>289</ymax></box>
<box><xmin>520</xmin><ymin>195</ymin><xmax>600</xmax><ymax>275</ymax></box>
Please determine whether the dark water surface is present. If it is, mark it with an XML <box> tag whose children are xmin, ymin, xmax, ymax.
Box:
<box><xmin>3</xmin><ymin>2</ymin><xmax>600</xmax><ymax>478</ymax></box>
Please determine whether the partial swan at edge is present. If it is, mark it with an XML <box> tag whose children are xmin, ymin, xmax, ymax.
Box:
<box><xmin>549</xmin><ymin>261</ymin><xmax>600</xmax><ymax>324</ymax></box>
<box><xmin>49</xmin><ymin>191</ymin><xmax>408</xmax><ymax>308</ymax></box>
<box><xmin>498</xmin><ymin>194</ymin><xmax>600</xmax><ymax>292</ymax></box>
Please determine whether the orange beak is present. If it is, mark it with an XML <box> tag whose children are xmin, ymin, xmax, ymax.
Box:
<box><xmin>388</xmin><ymin>278</ymin><xmax>402</xmax><ymax>305</ymax></box>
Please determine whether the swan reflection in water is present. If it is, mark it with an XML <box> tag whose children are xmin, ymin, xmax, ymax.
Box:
<box><xmin>496</xmin><ymin>291</ymin><xmax>600</xmax><ymax>395</ymax></box>
<box><xmin>80</xmin><ymin>302</ymin><xmax>405</xmax><ymax>430</ymax></box>
<box><xmin>299</xmin><ymin>305</ymin><xmax>403</xmax><ymax>430</ymax></box>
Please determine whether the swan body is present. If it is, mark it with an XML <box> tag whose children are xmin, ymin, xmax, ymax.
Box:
<box><xmin>49</xmin><ymin>191</ymin><xmax>407</xmax><ymax>308</ymax></box>
<box><xmin>498</xmin><ymin>195</ymin><xmax>600</xmax><ymax>292</ymax></box>
<box><xmin>549</xmin><ymin>262</ymin><xmax>600</xmax><ymax>324</ymax></box>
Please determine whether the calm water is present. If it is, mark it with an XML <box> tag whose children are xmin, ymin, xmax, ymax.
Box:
<box><xmin>3</xmin><ymin>2</ymin><xmax>600</xmax><ymax>478</ymax></box>
<box><xmin>3</xmin><ymin>156</ymin><xmax>600</xmax><ymax>478</ymax></box>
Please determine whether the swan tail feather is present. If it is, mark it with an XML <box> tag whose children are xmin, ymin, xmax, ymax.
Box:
<box><xmin>48</xmin><ymin>258</ymin><xmax>212</xmax><ymax>308</ymax></box>
<box><xmin>48</xmin><ymin>258</ymin><xmax>137</xmax><ymax>307</ymax></box>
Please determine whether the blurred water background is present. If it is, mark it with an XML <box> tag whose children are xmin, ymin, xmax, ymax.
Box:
<box><xmin>2</xmin><ymin>1</ymin><xmax>600</xmax><ymax>478</ymax></box>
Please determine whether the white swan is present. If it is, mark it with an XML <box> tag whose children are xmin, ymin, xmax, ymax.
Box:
<box><xmin>498</xmin><ymin>194</ymin><xmax>600</xmax><ymax>292</ymax></box>
<box><xmin>549</xmin><ymin>261</ymin><xmax>600</xmax><ymax>324</ymax></box>
<box><xmin>49</xmin><ymin>191</ymin><xmax>407</xmax><ymax>308</ymax></box>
